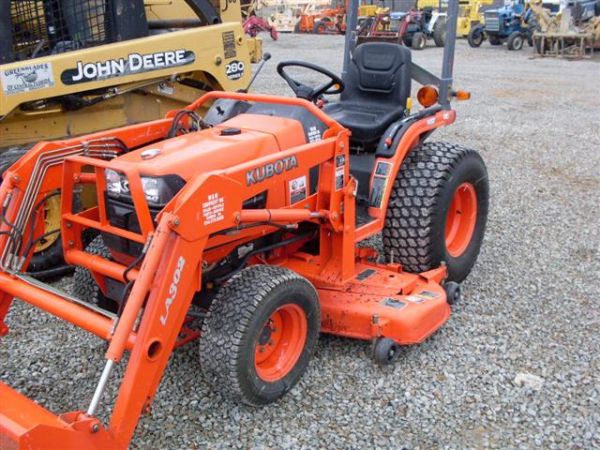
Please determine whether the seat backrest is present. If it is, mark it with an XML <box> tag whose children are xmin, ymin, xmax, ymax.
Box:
<box><xmin>342</xmin><ymin>42</ymin><xmax>412</xmax><ymax>110</ymax></box>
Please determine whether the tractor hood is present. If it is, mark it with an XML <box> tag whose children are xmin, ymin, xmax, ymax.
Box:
<box><xmin>116</xmin><ymin>114</ymin><xmax>308</xmax><ymax>181</ymax></box>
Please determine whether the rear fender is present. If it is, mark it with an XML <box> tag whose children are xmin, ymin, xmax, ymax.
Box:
<box><xmin>354</xmin><ymin>109</ymin><xmax>455</xmax><ymax>242</ymax></box>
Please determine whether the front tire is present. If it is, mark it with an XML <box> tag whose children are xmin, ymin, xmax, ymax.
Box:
<box><xmin>507</xmin><ymin>31</ymin><xmax>524</xmax><ymax>50</ymax></box>
<box><xmin>382</xmin><ymin>142</ymin><xmax>489</xmax><ymax>282</ymax></box>
<box><xmin>72</xmin><ymin>235</ymin><xmax>118</xmax><ymax>313</ymax></box>
<box><xmin>411</xmin><ymin>31</ymin><xmax>427</xmax><ymax>50</ymax></box>
<box><xmin>199</xmin><ymin>265</ymin><xmax>320</xmax><ymax>405</ymax></box>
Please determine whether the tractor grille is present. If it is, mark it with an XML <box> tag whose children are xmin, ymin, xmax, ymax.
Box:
<box><xmin>484</xmin><ymin>12</ymin><xmax>500</xmax><ymax>32</ymax></box>
<box><xmin>10</xmin><ymin>0</ymin><xmax>113</xmax><ymax>61</ymax></box>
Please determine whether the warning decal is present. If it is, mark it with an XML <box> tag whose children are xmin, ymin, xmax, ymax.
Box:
<box><xmin>381</xmin><ymin>298</ymin><xmax>407</xmax><ymax>310</ymax></box>
<box><xmin>222</xmin><ymin>31</ymin><xmax>237</xmax><ymax>59</ymax></box>
<box><xmin>289</xmin><ymin>175</ymin><xmax>307</xmax><ymax>203</ymax></box>
<box><xmin>202</xmin><ymin>193</ymin><xmax>225</xmax><ymax>225</ymax></box>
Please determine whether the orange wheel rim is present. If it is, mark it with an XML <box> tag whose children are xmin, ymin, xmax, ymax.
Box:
<box><xmin>254</xmin><ymin>304</ymin><xmax>307</xmax><ymax>382</ymax></box>
<box><xmin>445</xmin><ymin>182</ymin><xmax>478</xmax><ymax>258</ymax></box>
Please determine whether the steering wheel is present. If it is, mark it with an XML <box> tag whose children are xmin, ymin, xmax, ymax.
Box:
<box><xmin>277</xmin><ymin>61</ymin><xmax>345</xmax><ymax>103</ymax></box>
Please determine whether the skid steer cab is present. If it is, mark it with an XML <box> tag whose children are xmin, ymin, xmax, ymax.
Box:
<box><xmin>0</xmin><ymin>31</ymin><xmax>488</xmax><ymax>450</ymax></box>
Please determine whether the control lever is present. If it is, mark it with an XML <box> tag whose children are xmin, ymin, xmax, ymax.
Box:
<box><xmin>239</xmin><ymin>52</ymin><xmax>271</xmax><ymax>93</ymax></box>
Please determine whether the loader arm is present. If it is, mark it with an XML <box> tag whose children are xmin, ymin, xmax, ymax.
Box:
<box><xmin>0</xmin><ymin>92</ymin><xmax>351</xmax><ymax>449</ymax></box>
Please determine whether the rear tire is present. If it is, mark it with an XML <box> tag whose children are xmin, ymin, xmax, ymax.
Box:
<box><xmin>433</xmin><ymin>19</ymin><xmax>447</xmax><ymax>47</ymax></box>
<box><xmin>382</xmin><ymin>142</ymin><xmax>489</xmax><ymax>282</ymax></box>
<box><xmin>467</xmin><ymin>26</ymin><xmax>485</xmax><ymax>47</ymax></box>
<box><xmin>411</xmin><ymin>31</ymin><xmax>426</xmax><ymax>50</ymax></box>
<box><xmin>507</xmin><ymin>31</ymin><xmax>524</xmax><ymax>50</ymax></box>
<box><xmin>199</xmin><ymin>265</ymin><xmax>320</xmax><ymax>405</ymax></box>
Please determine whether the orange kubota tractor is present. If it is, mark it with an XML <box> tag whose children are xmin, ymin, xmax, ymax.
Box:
<box><xmin>0</xmin><ymin>0</ymin><xmax>487</xmax><ymax>448</ymax></box>
<box><xmin>295</xmin><ymin>0</ymin><xmax>347</xmax><ymax>34</ymax></box>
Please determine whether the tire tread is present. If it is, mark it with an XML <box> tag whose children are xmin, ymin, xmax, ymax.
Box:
<box><xmin>199</xmin><ymin>265</ymin><xmax>320</xmax><ymax>405</ymax></box>
<box><xmin>382</xmin><ymin>141</ymin><xmax>485</xmax><ymax>275</ymax></box>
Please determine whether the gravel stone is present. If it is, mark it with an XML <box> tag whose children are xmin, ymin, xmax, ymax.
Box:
<box><xmin>1</xmin><ymin>35</ymin><xmax>599</xmax><ymax>449</ymax></box>
<box><xmin>514</xmin><ymin>372</ymin><xmax>545</xmax><ymax>391</ymax></box>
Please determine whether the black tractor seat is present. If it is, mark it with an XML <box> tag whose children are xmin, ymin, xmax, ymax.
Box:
<box><xmin>323</xmin><ymin>42</ymin><xmax>412</xmax><ymax>145</ymax></box>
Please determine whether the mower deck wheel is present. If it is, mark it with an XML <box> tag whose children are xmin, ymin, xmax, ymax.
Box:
<box><xmin>199</xmin><ymin>265</ymin><xmax>320</xmax><ymax>405</ymax></box>
<box><xmin>444</xmin><ymin>281</ymin><xmax>461</xmax><ymax>306</ymax></box>
<box><xmin>372</xmin><ymin>338</ymin><xmax>402</xmax><ymax>366</ymax></box>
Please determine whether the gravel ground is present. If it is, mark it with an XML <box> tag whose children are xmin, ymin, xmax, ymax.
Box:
<box><xmin>1</xmin><ymin>36</ymin><xmax>599</xmax><ymax>449</ymax></box>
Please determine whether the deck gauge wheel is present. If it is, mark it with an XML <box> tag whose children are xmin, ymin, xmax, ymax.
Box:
<box><xmin>372</xmin><ymin>338</ymin><xmax>402</xmax><ymax>366</ymax></box>
<box><xmin>444</xmin><ymin>281</ymin><xmax>461</xmax><ymax>305</ymax></box>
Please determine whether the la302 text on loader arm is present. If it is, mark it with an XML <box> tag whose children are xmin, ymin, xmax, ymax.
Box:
<box><xmin>0</xmin><ymin>0</ymin><xmax>489</xmax><ymax>447</ymax></box>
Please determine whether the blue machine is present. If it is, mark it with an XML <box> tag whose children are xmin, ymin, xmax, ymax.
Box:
<box><xmin>467</xmin><ymin>0</ymin><xmax>533</xmax><ymax>50</ymax></box>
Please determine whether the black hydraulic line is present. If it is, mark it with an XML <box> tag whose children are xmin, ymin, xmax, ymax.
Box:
<box><xmin>22</xmin><ymin>229</ymin><xmax>60</xmax><ymax>259</ymax></box>
<box><xmin>25</xmin><ymin>264</ymin><xmax>73</xmax><ymax>280</ymax></box>
<box><xmin>0</xmin><ymin>230</ymin><xmax>18</xmax><ymax>250</ymax></box>
<box><xmin>122</xmin><ymin>248</ymin><xmax>146</xmax><ymax>283</ymax></box>
<box><xmin>148</xmin><ymin>19</ymin><xmax>203</xmax><ymax>29</ymax></box>
<box><xmin>115</xmin><ymin>234</ymin><xmax>155</xmax><ymax>316</ymax></box>
<box><xmin>183</xmin><ymin>0</ymin><xmax>221</xmax><ymax>25</ymax></box>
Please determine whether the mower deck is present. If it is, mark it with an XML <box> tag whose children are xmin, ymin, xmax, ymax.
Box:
<box><xmin>286</xmin><ymin>256</ymin><xmax>450</xmax><ymax>343</ymax></box>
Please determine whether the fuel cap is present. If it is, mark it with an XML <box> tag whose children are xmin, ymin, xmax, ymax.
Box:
<box><xmin>140</xmin><ymin>148</ymin><xmax>161</xmax><ymax>160</ymax></box>
<box><xmin>220</xmin><ymin>127</ymin><xmax>241</xmax><ymax>136</ymax></box>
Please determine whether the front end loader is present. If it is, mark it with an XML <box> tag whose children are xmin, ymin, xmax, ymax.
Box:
<box><xmin>0</xmin><ymin>0</ymin><xmax>489</xmax><ymax>447</ymax></box>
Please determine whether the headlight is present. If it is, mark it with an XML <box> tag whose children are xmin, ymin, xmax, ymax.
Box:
<box><xmin>104</xmin><ymin>169</ymin><xmax>185</xmax><ymax>207</ymax></box>
<box><xmin>140</xmin><ymin>176</ymin><xmax>185</xmax><ymax>206</ymax></box>
<box><xmin>105</xmin><ymin>169</ymin><xmax>129</xmax><ymax>196</ymax></box>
